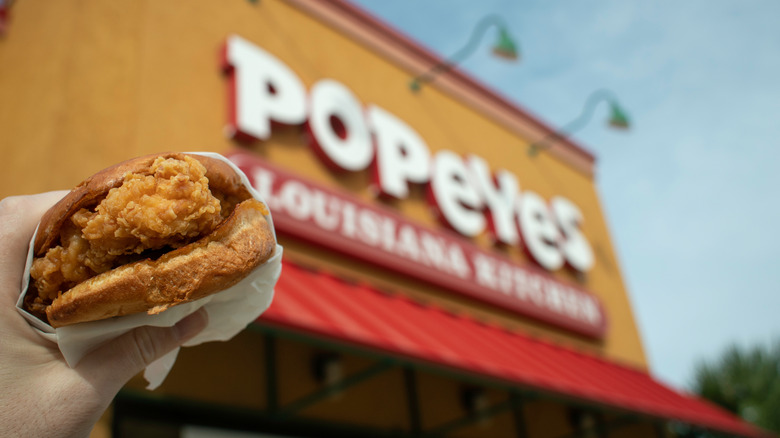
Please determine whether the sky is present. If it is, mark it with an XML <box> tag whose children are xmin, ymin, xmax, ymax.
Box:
<box><xmin>348</xmin><ymin>0</ymin><xmax>780</xmax><ymax>391</ymax></box>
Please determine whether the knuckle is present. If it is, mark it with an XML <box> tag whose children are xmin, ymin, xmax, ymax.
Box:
<box><xmin>131</xmin><ymin>326</ymin><xmax>168</xmax><ymax>367</ymax></box>
<box><xmin>0</xmin><ymin>195</ymin><xmax>26</xmax><ymax>218</ymax></box>
<box><xmin>0</xmin><ymin>196</ymin><xmax>29</xmax><ymax>242</ymax></box>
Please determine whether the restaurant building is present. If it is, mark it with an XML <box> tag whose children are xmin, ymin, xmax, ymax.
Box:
<box><xmin>0</xmin><ymin>1</ymin><xmax>764</xmax><ymax>437</ymax></box>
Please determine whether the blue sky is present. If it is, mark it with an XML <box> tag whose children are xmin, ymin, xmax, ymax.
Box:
<box><xmin>349</xmin><ymin>0</ymin><xmax>780</xmax><ymax>391</ymax></box>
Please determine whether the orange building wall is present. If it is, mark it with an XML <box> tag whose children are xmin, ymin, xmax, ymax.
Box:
<box><xmin>0</xmin><ymin>0</ymin><xmax>646</xmax><ymax>369</ymax></box>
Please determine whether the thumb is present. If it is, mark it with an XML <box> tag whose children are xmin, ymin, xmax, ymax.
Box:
<box><xmin>78</xmin><ymin>309</ymin><xmax>208</xmax><ymax>395</ymax></box>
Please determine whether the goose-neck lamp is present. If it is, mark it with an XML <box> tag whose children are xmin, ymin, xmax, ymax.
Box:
<box><xmin>527</xmin><ymin>89</ymin><xmax>630</xmax><ymax>156</ymax></box>
<box><xmin>410</xmin><ymin>14</ymin><xmax>519</xmax><ymax>92</ymax></box>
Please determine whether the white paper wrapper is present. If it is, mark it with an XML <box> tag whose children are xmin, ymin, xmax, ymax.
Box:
<box><xmin>15</xmin><ymin>152</ymin><xmax>283</xmax><ymax>390</ymax></box>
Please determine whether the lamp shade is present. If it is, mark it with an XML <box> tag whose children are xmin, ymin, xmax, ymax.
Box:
<box><xmin>608</xmin><ymin>101</ymin><xmax>630</xmax><ymax>129</ymax></box>
<box><xmin>409</xmin><ymin>15</ymin><xmax>519</xmax><ymax>91</ymax></box>
<box><xmin>492</xmin><ymin>28</ymin><xmax>519</xmax><ymax>61</ymax></box>
<box><xmin>527</xmin><ymin>90</ymin><xmax>631</xmax><ymax>156</ymax></box>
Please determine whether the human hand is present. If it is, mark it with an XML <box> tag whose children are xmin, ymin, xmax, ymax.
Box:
<box><xmin>0</xmin><ymin>192</ymin><xmax>208</xmax><ymax>438</ymax></box>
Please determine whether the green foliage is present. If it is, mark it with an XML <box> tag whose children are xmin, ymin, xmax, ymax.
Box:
<box><xmin>691</xmin><ymin>340</ymin><xmax>780</xmax><ymax>433</ymax></box>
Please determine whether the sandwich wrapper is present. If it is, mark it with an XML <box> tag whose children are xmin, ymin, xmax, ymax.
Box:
<box><xmin>15</xmin><ymin>152</ymin><xmax>283</xmax><ymax>390</ymax></box>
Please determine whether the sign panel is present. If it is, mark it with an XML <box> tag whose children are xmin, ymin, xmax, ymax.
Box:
<box><xmin>221</xmin><ymin>35</ymin><xmax>596</xmax><ymax>275</ymax></box>
<box><xmin>228</xmin><ymin>151</ymin><xmax>607</xmax><ymax>339</ymax></box>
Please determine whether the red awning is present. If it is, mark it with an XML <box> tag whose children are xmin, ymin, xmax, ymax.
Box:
<box><xmin>259</xmin><ymin>260</ymin><xmax>764</xmax><ymax>437</ymax></box>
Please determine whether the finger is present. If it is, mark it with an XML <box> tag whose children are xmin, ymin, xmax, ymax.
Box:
<box><xmin>0</xmin><ymin>191</ymin><xmax>68</xmax><ymax>304</ymax></box>
<box><xmin>77</xmin><ymin>308</ymin><xmax>209</xmax><ymax>395</ymax></box>
<box><xmin>0</xmin><ymin>191</ymin><xmax>68</xmax><ymax>257</ymax></box>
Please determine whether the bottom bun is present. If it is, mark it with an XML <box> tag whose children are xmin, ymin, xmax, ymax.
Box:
<box><xmin>45</xmin><ymin>199</ymin><xmax>275</xmax><ymax>328</ymax></box>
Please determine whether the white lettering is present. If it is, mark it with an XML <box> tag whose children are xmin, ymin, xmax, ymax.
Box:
<box><xmin>280</xmin><ymin>181</ymin><xmax>311</xmax><ymax>221</ymax></box>
<box><xmin>358</xmin><ymin>209</ymin><xmax>381</xmax><ymax>246</ymax></box>
<box><xmin>311</xmin><ymin>191</ymin><xmax>341</xmax><ymax>231</ymax></box>
<box><xmin>470</xmin><ymin>252</ymin><xmax>600</xmax><ymax>325</ymax></box>
<box><xmin>552</xmin><ymin>197</ymin><xmax>594</xmax><ymax>272</ymax></box>
<box><xmin>237</xmin><ymin>159</ymin><xmax>603</xmax><ymax>329</ymax></box>
<box><xmin>249</xmin><ymin>168</ymin><xmax>279</xmax><ymax>210</ymax></box>
<box><xmin>420</xmin><ymin>233</ymin><xmax>447</xmax><ymax>271</ymax></box>
<box><xmin>380</xmin><ymin>216</ymin><xmax>397</xmax><ymax>253</ymax></box>
<box><xmin>367</xmin><ymin>105</ymin><xmax>431</xmax><ymax>198</ymax></box>
<box><xmin>430</xmin><ymin>151</ymin><xmax>485</xmax><ymax>236</ymax></box>
<box><xmin>514</xmin><ymin>269</ymin><xmax>544</xmax><ymax>306</ymax></box>
<box><xmin>227</xmin><ymin>37</ymin><xmax>597</xmax><ymax>275</ymax></box>
<box><xmin>447</xmin><ymin>245</ymin><xmax>472</xmax><ymax>279</ymax></box>
<box><xmin>341</xmin><ymin>201</ymin><xmax>357</xmax><ymax>239</ymax></box>
<box><xmin>474</xmin><ymin>254</ymin><xmax>498</xmax><ymax>290</ymax></box>
<box><xmin>581</xmin><ymin>296</ymin><xmax>601</xmax><ymax>325</ymax></box>
<box><xmin>225</xmin><ymin>35</ymin><xmax>307</xmax><ymax>140</ymax></box>
<box><xmin>518</xmin><ymin>191</ymin><xmax>564</xmax><ymax>271</ymax></box>
<box><xmin>396</xmin><ymin>225</ymin><xmax>421</xmax><ymax>262</ymax></box>
<box><xmin>309</xmin><ymin>79</ymin><xmax>373</xmax><ymax>171</ymax></box>
<box><xmin>467</xmin><ymin>155</ymin><xmax>519</xmax><ymax>246</ymax></box>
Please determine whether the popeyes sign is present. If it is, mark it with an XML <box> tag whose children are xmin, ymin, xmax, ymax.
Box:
<box><xmin>222</xmin><ymin>35</ymin><xmax>607</xmax><ymax>338</ymax></box>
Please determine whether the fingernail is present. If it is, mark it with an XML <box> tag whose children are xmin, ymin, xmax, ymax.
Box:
<box><xmin>175</xmin><ymin>308</ymin><xmax>209</xmax><ymax>341</ymax></box>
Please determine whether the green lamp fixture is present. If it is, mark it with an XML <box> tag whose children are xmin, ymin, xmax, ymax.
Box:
<box><xmin>410</xmin><ymin>14</ymin><xmax>519</xmax><ymax>92</ymax></box>
<box><xmin>492</xmin><ymin>27</ymin><xmax>519</xmax><ymax>61</ymax></box>
<box><xmin>607</xmin><ymin>100</ymin><xmax>630</xmax><ymax>129</ymax></box>
<box><xmin>528</xmin><ymin>89</ymin><xmax>631</xmax><ymax>156</ymax></box>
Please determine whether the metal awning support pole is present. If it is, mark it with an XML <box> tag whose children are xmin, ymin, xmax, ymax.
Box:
<box><xmin>552</xmin><ymin>414</ymin><xmax>638</xmax><ymax>438</ymax></box>
<box><xmin>264</xmin><ymin>333</ymin><xmax>278</xmax><ymax>413</ymax></box>
<box><xmin>511</xmin><ymin>392</ymin><xmax>529</xmax><ymax>438</ymax></box>
<box><xmin>654</xmin><ymin>421</ymin><xmax>668</xmax><ymax>438</ymax></box>
<box><xmin>404</xmin><ymin>367</ymin><xmax>423</xmax><ymax>437</ymax></box>
<box><xmin>601</xmin><ymin>414</ymin><xmax>639</xmax><ymax>437</ymax></box>
<box><xmin>425</xmin><ymin>396</ymin><xmax>518</xmax><ymax>437</ymax></box>
<box><xmin>275</xmin><ymin>360</ymin><xmax>395</xmax><ymax>420</ymax></box>
<box><xmin>596</xmin><ymin>412</ymin><xmax>608</xmax><ymax>438</ymax></box>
